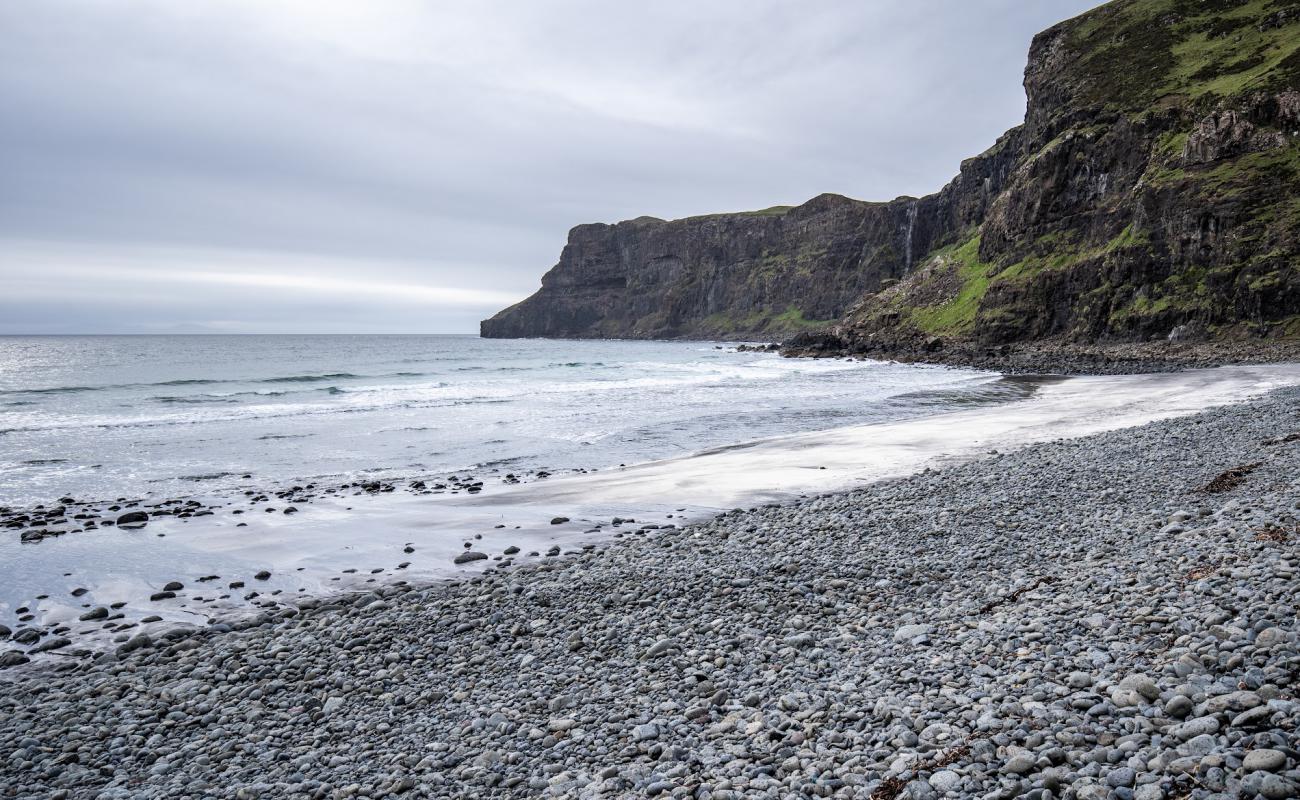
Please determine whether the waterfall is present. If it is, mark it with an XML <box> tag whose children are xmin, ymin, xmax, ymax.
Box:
<box><xmin>904</xmin><ymin>201</ymin><xmax>919</xmax><ymax>269</ymax></box>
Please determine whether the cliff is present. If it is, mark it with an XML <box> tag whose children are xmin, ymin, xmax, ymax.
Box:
<box><xmin>479</xmin><ymin>194</ymin><xmax>956</xmax><ymax>340</ymax></box>
<box><xmin>484</xmin><ymin>0</ymin><xmax>1300</xmax><ymax>349</ymax></box>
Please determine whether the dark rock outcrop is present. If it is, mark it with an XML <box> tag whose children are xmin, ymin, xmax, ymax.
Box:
<box><xmin>485</xmin><ymin>0</ymin><xmax>1300</xmax><ymax>349</ymax></box>
<box><xmin>482</xmin><ymin>196</ymin><xmax>946</xmax><ymax>340</ymax></box>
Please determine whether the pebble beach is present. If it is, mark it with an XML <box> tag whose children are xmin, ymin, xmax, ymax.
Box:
<box><xmin>1</xmin><ymin>382</ymin><xmax>1297</xmax><ymax>799</ymax></box>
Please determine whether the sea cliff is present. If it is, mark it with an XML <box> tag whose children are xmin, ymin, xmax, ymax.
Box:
<box><xmin>483</xmin><ymin>0</ymin><xmax>1300</xmax><ymax>357</ymax></box>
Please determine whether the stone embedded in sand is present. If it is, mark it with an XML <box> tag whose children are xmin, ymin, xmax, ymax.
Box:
<box><xmin>454</xmin><ymin>551</ymin><xmax>487</xmax><ymax>565</ymax></box>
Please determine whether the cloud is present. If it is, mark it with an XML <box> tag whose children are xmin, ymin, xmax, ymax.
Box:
<box><xmin>0</xmin><ymin>0</ymin><xmax>1101</xmax><ymax>333</ymax></box>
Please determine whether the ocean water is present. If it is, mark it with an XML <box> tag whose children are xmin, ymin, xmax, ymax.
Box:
<box><xmin>0</xmin><ymin>335</ymin><xmax>1012</xmax><ymax>507</ymax></box>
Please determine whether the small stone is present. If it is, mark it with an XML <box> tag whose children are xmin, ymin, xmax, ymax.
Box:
<box><xmin>550</xmin><ymin>517</ymin><xmax>570</xmax><ymax>525</ymax></box>
<box><xmin>454</xmin><ymin>551</ymin><xmax>487</xmax><ymax>565</ymax></box>
<box><xmin>0</xmin><ymin>651</ymin><xmax>30</xmax><ymax>668</ymax></box>
<box><xmin>1242</xmin><ymin>749</ymin><xmax>1287</xmax><ymax>772</ymax></box>
<box><xmin>78</xmin><ymin>607</ymin><xmax>108</xmax><ymax>621</ymax></box>
<box><xmin>163</xmin><ymin>581</ymin><xmax>184</xmax><ymax>591</ymax></box>
<box><xmin>893</xmin><ymin>623</ymin><xmax>932</xmax><ymax>643</ymax></box>
<box><xmin>1164</xmin><ymin>695</ymin><xmax>1193</xmax><ymax>718</ymax></box>
<box><xmin>30</xmin><ymin>636</ymin><xmax>71</xmax><ymax>653</ymax></box>
<box><xmin>929</xmin><ymin>770</ymin><xmax>961</xmax><ymax>793</ymax></box>
<box><xmin>1172</xmin><ymin>715</ymin><xmax>1218</xmax><ymax>741</ymax></box>
<box><xmin>1254</xmin><ymin>627</ymin><xmax>1287</xmax><ymax>648</ymax></box>
<box><xmin>644</xmin><ymin>638</ymin><xmax>675</xmax><ymax>658</ymax></box>
<box><xmin>254</xmin><ymin>570</ymin><xmax>271</xmax><ymax>580</ymax></box>
<box><xmin>1067</xmin><ymin>671</ymin><xmax>1094</xmax><ymax>688</ymax></box>
<box><xmin>1003</xmin><ymin>754</ymin><xmax>1036</xmax><ymax>774</ymax></box>
<box><xmin>117</xmin><ymin>633</ymin><xmax>153</xmax><ymax>654</ymax></box>
<box><xmin>1118</xmin><ymin>673</ymin><xmax>1160</xmax><ymax>701</ymax></box>
<box><xmin>1107</xmin><ymin>767</ymin><xmax>1136</xmax><ymax>787</ymax></box>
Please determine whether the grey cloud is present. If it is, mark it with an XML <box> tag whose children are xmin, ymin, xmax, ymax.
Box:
<box><xmin>0</xmin><ymin>0</ymin><xmax>1100</xmax><ymax>333</ymax></box>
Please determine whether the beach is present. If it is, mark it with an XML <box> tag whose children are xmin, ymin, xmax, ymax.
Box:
<box><xmin>3</xmin><ymin>362</ymin><xmax>1297</xmax><ymax>663</ymax></box>
<box><xmin>0</xmin><ymin>376</ymin><xmax>1297</xmax><ymax>798</ymax></box>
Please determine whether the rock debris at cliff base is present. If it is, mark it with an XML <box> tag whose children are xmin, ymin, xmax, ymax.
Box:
<box><xmin>2</xmin><ymin>386</ymin><xmax>1299</xmax><ymax>798</ymax></box>
<box><xmin>779</xmin><ymin>337</ymin><xmax>1300</xmax><ymax>376</ymax></box>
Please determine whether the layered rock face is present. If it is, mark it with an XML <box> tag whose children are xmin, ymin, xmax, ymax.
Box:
<box><xmin>486</xmin><ymin>0</ymin><xmax>1300</xmax><ymax>346</ymax></box>
<box><xmin>480</xmin><ymin>195</ymin><xmax>945</xmax><ymax>340</ymax></box>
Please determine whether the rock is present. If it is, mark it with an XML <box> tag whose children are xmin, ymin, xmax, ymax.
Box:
<box><xmin>1164</xmin><ymin>695</ymin><xmax>1193</xmax><ymax>718</ymax></box>
<box><xmin>78</xmin><ymin>607</ymin><xmax>108</xmax><ymax>621</ymax></box>
<box><xmin>1002</xmin><ymin>754</ymin><xmax>1036</xmax><ymax>775</ymax></box>
<box><xmin>1067</xmin><ymin>671</ymin><xmax>1094</xmax><ymax>688</ymax></box>
<box><xmin>929</xmin><ymin>770</ymin><xmax>961</xmax><ymax>793</ymax></box>
<box><xmin>150</xmin><ymin>591</ymin><xmax>176</xmax><ymax>601</ymax></box>
<box><xmin>321</xmin><ymin>696</ymin><xmax>344</xmax><ymax>717</ymax></box>
<box><xmin>893</xmin><ymin>623</ymin><xmax>932</xmax><ymax>643</ymax></box>
<box><xmin>30</xmin><ymin>637</ymin><xmax>70</xmax><ymax>653</ymax></box>
<box><xmin>1242</xmin><ymin>771</ymin><xmax>1300</xmax><ymax>800</ymax></box>
<box><xmin>1171</xmin><ymin>715</ymin><xmax>1219</xmax><ymax>741</ymax></box>
<box><xmin>116</xmin><ymin>634</ymin><xmax>153</xmax><ymax>654</ymax></box>
<box><xmin>643</xmin><ymin>638</ymin><xmax>675</xmax><ymax>658</ymax></box>
<box><xmin>1117</xmin><ymin>673</ymin><xmax>1160</xmax><ymax>702</ymax></box>
<box><xmin>254</xmin><ymin>570</ymin><xmax>271</xmax><ymax>580</ymax></box>
<box><xmin>0</xmin><ymin>651</ymin><xmax>30</xmax><ymax>668</ymax></box>
<box><xmin>632</xmin><ymin>724</ymin><xmax>658</xmax><ymax>742</ymax></box>
<box><xmin>1255</xmin><ymin>626</ymin><xmax>1288</xmax><ymax>648</ymax></box>
<box><xmin>1242</xmin><ymin>749</ymin><xmax>1287</xmax><ymax>772</ymax></box>
<box><xmin>116</xmin><ymin>511</ymin><xmax>149</xmax><ymax>526</ymax></box>
<box><xmin>163</xmin><ymin>581</ymin><xmax>184</xmax><ymax>591</ymax></box>
<box><xmin>1106</xmin><ymin>767</ymin><xmax>1136</xmax><ymax>787</ymax></box>
<box><xmin>550</xmin><ymin>517</ymin><xmax>570</xmax><ymax>525</ymax></box>
<box><xmin>454</xmin><ymin>551</ymin><xmax>487</xmax><ymax>565</ymax></box>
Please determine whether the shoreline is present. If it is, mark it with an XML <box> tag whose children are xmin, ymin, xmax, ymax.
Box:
<box><xmin>779</xmin><ymin>337</ymin><xmax>1300</xmax><ymax>376</ymax></box>
<box><xmin>4</xmin><ymin>364</ymin><xmax>1299</xmax><ymax>664</ymax></box>
<box><xmin>0</xmin><ymin>380</ymin><xmax>1298</xmax><ymax>797</ymax></box>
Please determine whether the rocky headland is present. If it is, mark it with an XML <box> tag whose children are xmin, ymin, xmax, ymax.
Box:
<box><xmin>483</xmin><ymin>0</ymin><xmax>1300</xmax><ymax>366</ymax></box>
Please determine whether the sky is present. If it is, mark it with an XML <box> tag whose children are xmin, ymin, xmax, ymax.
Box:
<box><xmin>0</xmin><ymin>0</ymin><xmax>1101</xmax><ymax>334</ymax></box>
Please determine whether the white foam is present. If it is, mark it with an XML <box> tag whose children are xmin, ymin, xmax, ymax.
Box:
<box><xmin>3</xmin><ymin>362</ymin><xmax>1297</xmax><ymax>655</ymax></box>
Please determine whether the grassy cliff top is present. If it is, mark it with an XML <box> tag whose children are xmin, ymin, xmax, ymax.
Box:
<box><xmin>1056</xmin><ymin>0</ymin><xmax>1300</xmax><ymax>112</ymax></box>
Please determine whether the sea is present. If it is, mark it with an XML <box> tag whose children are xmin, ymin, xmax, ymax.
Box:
<box><xmin>0</xmin><ymin>334</ymin><xmax>1011</xmax><ymax>508</ymax></box>
<box><xmin>4</xmin><ymin>336</ymin><xmax>1299</xmax><ymax>654</ymax></box>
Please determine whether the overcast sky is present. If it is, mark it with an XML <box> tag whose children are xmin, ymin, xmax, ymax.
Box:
<box><xmin>0</xmin><ymin>0</ymin><xmax>1100</xmax><ymax>334</ymax></box>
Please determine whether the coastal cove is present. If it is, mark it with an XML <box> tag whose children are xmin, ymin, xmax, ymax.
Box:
<box><xmin>2</xmin><ymin>375</ymin><xmax>1298</xmax><ymax>798</ymax></box>
<box><xmin>3</xmin><ymin>359</ymin><xmax>1297</xmax><ymax>666</ymax></box>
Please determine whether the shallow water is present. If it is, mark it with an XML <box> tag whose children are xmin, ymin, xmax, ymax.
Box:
<box><xmin>3</xmin><ymin>360</ymin><xmax>1298</xmax><ymax>660</ymax></box>
<box><xmin>0</xmin><ymin>335</ymin><xmax>1006</xmax><ymax>507</ymax></box>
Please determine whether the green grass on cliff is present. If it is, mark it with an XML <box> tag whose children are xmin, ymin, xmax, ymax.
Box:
<box><xmin>909</xmin><ymin>235</ymin><xmax>993</xmax><ymax>336</ymax></box>
<box><xmin>996</xmin><ymin>224</ymin><xmax>1151</xmax><ymax>284</ymax></box>
<box><xmin>1067</xmin><ymin>0</ymin><xmax>1300</xmax><ymax>111</ymax></box>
